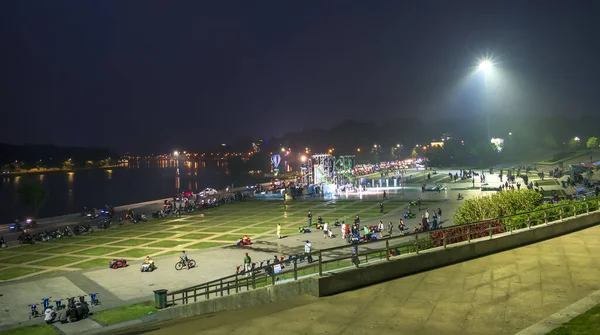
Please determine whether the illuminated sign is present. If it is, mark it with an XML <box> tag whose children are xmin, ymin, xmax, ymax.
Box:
<box><xmin>491</xmin><ymin>138</ymin><xmax>505</xmax><ymax>152</ymax></box>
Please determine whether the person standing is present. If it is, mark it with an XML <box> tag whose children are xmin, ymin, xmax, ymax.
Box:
<box><xmin>243</xmin><ymin>252</ymin><xmax>252</xmax><ymax>275</ymax></box>
<box><xmin>344</xmin><ymin>222</ymin><xmax>350</xmax><ymax>240</ymax></box>
<box><xmin>387</xmin><ymin>221</ymin><xmax>393</xmax><ymax>237</ymax></box>
<box><xmin>304</xmin><ymin>241</ymin><xmax>313</xmax><ymax>263</ymax></box>
<box><xmin>323</xmin><ymin>222</ymin><xmax>329</xmax><ymax>239</ymax></box>
<box><xmin>277</xmin><ymin>223</ymin><xmax>281</xmax><ymax>239</ymax></box>
<box><xmin>341</xmin><ymin>222</ymin><xmax>346</xmax><ymax>239</ymax></box>
<box><xmin>437</xmin><ymin>208</ymin><xmax>442</xmax><ymax>223</ymax></box>
<box><xmin>378</xmin><ymin>221</ymin><xmax>384</xmax><ymax>238</ymax></box>
<box><xmin>424</xmin><ymin>210</ymin><xmax>429</xmax><ymax>221</ymax></box>
<box><xmin>307</xmin><ymin>212</ymin><xmax>312</xmax><ymax>226</ymax></box>
<box><xmin>379</xmin><ymin>202</ymin><xmax>384</xmax><ymax>214</ymax></box>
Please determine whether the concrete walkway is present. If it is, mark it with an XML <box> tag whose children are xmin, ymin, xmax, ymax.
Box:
<box><xmin>139</xmin><ymin>223</ymin><xmax>600</xmax><ymax>335</ymax></box>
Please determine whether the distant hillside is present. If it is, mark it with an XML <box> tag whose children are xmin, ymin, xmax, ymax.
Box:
<box><xmin>0</xmin><ymin>143</ymin><xmax>118</xmax><ymax>165</ymax></box>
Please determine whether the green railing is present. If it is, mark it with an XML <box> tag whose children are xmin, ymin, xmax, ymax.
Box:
<box><xmin>165</xmin><ymin>197</ymin><xmax>600</xmax><ymax>306</ymax></box>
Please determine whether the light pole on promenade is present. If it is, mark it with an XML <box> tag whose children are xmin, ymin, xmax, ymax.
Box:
<box><xmin>478</xmin><ymin>59</ymin><xmax>494</xmax><ymax>141</ymax></box>
<box><xmin>174</xmin><ymin>151</ymin><xmax>180</xmax><ymax>194</ymax></box>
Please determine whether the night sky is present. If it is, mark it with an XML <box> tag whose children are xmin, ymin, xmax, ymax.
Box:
<box><xmin>1</xmin><ymin>1</ymin><xmax>599</xmax><ymax>153</ymax></box>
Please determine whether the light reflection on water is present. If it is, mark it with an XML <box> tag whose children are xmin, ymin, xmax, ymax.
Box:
<box><xmin>0</xmin><ymin>163</ymin><xmax>261</xmax><ymax>223</ymax></box>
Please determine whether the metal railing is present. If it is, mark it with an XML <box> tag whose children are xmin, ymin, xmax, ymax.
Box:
<box><xmin>164</xmin><ymin>198</ymin><xmax>600</xmax><ymax>306</ymax></box>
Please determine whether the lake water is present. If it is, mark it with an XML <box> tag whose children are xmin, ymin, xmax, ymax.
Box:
<box><xmin>0</xmin><ymin>161</ymin><xmax>261</xmax><ymax>224</ymax></box>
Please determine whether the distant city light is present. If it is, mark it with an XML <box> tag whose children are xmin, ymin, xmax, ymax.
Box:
<box><xmin>574</xmin><ymin>136</ymin><xmax>581</xmax><ymax>141</ymax></box>
<box><xmin>357</xmin><ymin>148</ymin><xmax>361</xmax><ymax>152</ymax></box>
<box><xmin>173</xmin><ymin>151</ymin><xmax>179</xmax><ymax>156</ymax></box>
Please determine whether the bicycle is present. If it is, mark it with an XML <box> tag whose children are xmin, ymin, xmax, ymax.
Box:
<box><xmin>175</xmin><ymin>258</ymin><xmax>196</xmax><ymax>270</ymax></box>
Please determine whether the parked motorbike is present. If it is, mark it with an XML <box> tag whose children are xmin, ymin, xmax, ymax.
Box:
<box><xmin>97</xmin><ymin>218</ymin><xmax>111</xmax><ymax>230</ymax></box>
<box><xmin>17</xmin><ymin>233</ymin><xmax>34</xmax><ymax>245</ymax></box>
<box><xmin>130</xmin><ymin>213</ymin><xmax>147</xmax><ymax>223</ymax></box>
<box><xmin>9</xmin><ymin>220</ymin><xmax>22</xmax><ymax>233</ymax></box>
<box><xmin>24</xmin><ymin>218</ymin><xmax>38</xmax><ymax>228</ymax></box>
<box><xmin>99</xmin><ymin>205</ymin><xmax>114</xmax><ymax>218</ymax></box>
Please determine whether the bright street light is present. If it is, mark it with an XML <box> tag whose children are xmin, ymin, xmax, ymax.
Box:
<box><xmin>301</xmin><ymin>156</ymin><xmax>307</xmax><ymax>162</ymax></box>
<box><xmin>478</xmin><ymin>59</ymin><xmax>493</xmax><ymax>72</ymax></box>
<box><xmin>173</xmin><ymin>151</ymin><xmax>179</xmax><ymax>156</ymax></box>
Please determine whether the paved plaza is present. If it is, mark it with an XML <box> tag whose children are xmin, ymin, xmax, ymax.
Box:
<box><xmin>143</xmin><ymin>223</ymin><xmax>600</xmax><ymax>335</ymax></box>
<box><xmin>0</xmin><ymin>166</ymin><xmax>579</xmax><ymax>333</ymax></box>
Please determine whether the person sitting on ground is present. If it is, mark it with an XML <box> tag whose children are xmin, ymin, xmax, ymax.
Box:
<box><xmin>180</xmin><ymin>250</ymin><xmax>190</xmax><ymax>270</ymax></box>
<box><xmin>56</xmin><ymin>308</ymin><xmax>67</xmax><ymax>324</ymax></box>
<box><xmin>44</xmin><ymin>307</ymin><xmax>56</xmax><ymax>324</ymax></box>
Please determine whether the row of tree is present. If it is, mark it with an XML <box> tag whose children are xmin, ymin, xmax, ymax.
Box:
<box><xmin>0</xmin><ymin>143</ymin><xmax>118</xmax><ymax>167</ymax></box>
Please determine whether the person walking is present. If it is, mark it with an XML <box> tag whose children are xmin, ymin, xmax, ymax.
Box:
<box><xmin>378</xmin><ymin>221</ymin><xmax>384</xmax><ymax>238</ymax></box>
<box><xmin>379</xmin><ymin>202</ymin><xmax>384</xmax><ymax>214</ymax></box>
<box><xmin>398</xmin><ymin>219</ymin><xmax>406</xmax><ymax>235</ymax></box>
<box><xmin>323</xmin><ymin>222</ymin><xmax>329</xmax><ymax>239</ymax></box>
<box><xmin>437</xmin><ymin>208</ymin><xmax>442</xmax><ymax>223</ymax></box>
<box><xmin>424</xmin><ymin>210</ymin><xmax>430</xmax><ymax>221</ymax></box>
<box><xmin>387</xmin><ymin>221</ymin><xmax>393</xmax><ymax>237</ymax></box>
<box><xmin>277</xmin><ymin>223</ymin><xmax>281</xmax><ymax>239</ymax></box>
<box><xmin>243</xmin><ymin>252</ymin><xmax>252</xmax><ymax>275</ymax></box>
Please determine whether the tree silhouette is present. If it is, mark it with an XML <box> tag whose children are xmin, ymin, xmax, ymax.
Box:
<box><xmin>18</xmin><ymin>180</ymin><xmax>47</xmax><ymax>217</ymax></box>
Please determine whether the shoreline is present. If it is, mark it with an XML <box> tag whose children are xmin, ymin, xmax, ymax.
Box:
<box><xmin>0</xmin><ymin>184</ymin><xmax>255</xmax><ymax>228</ymax></box>
<box><xmin>1</xmin><ymin>165</ymin><xmax>123</xmax><ymax>176</ymax></box>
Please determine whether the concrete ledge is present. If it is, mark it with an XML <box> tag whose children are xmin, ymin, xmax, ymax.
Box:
<box><xmin>317</xmin><ymin>211</ymin><xmax>600</xmax><ymax>296</ymax></box>
<box><xmin>157</xmin><ymin>277</ymin><xmax>319</xmax><ymax>320</ymax></box>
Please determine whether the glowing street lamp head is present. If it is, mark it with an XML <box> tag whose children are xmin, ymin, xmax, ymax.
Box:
<box><xmin>301</xmin><ymin>156</ymin><xmax>307</xmax><ymax>162</ymax></box>
<box><xmin>478</xmin><ymin>59</ymin><xmax>493</xmax><ymax>72</ymax></box>
<box><xmin>173</xmin><ymin>151</ymin><xmax>179</xmax><ymax>156</ymax></box>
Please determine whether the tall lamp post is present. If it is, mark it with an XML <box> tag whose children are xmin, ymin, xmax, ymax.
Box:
<box><xmin>478</xmin><ymin>59</ymin><xmax>494</xmax><ymax>141</ymax></box>
<box><xmin>174</xmin><ymin>151</ymin><xmax>180</xmax><ymax>194</ymax></box>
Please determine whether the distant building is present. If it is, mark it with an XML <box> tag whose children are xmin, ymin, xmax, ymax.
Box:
<box><xmin>431</xmin><ymin>141</ymin><xmax>444</xmax><ymax>148</ymax></box>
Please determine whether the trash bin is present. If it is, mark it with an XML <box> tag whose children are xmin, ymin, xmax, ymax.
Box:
<box><xmin>153</xmin><ymin>289</ymin><xmax>168</xmax><ymax>309</ymax></box>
